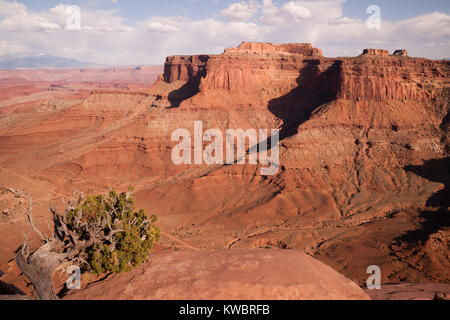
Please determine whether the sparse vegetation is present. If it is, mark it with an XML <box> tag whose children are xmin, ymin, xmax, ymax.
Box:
<box><xmin>13</xmin><ymin>188</ymin><xmax>160</xmax><ymax>299</ymax></box>
<box><xmin>66</xmin><ymin>190</ymin><xmax>160</xmax><ymax>274</ymax></box>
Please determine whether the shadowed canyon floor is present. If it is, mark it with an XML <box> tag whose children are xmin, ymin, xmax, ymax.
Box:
<box><xmin>0</xmin><ymin>42</ymin><xmax>448</xmax><ymax>299</ymax></box>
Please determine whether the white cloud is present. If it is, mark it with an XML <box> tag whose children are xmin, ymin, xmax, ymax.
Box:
<box><xmin>259</xmin><ymin>0</ymin><xmax>284</xmax><ymax>25</ymax></box>
<box><xmin>0</xmin><ymin>14</ymin><xmax>60</xmax><ymax>31</ymax></box>
<box><xmin>297</xmin><ymin>0</ymin><xmax>344</xmax><ymax>20</ymax></box>
<box><xmin>281</xmin><ymin>2</ymin><xmax>311</xmax><ymax>21</ymax></box>
<box><xmin>260</xmin><ymin>0</ymin><xmax>342</xmax><ymax>26</ymax></box>
<box><xmin>147</xmin><ymin>22</ymin><xmax>179</xmax><ymax>33</ymax></box>
<box><xmin>0</xmin><ymin>2</ymin><xmax>132</xmax><ymax>33</ymax></box>
<box><xmin>0</xmin><ymin>40</ymin><xmax>30</xmax><ymax>56</ymax></box>
<box><xmin>222</xmin><ymin>0</ymin><xmax>259</xmax><ymax>22</ymax></box>
<box><xmin>0</xmin><ymin>0</ymin><xmax>60</xmax><ymax>31</ymax></box>
<box><xmin>144</xmin><ymin>17</ymin><xmax>188</xmax><ymax>33</ymax></box>
<box><xmin>395</xmin><ymin>12</ymin><xmax>450</xmax><ymax>38</ymax></box>
<box><xmin>0</xmin><ymin>0</ymin><xmax>27</xmax><ymax>16</ymax></box>
<box><xmin>66</xmin><ymin>6</ymin><xmax>133</xmax><ymax>33</ymax></box>
<box><xmin>0</xmin><ymin>0</ymin><xmax>448</xmax><ymax>65</ymax></box>
<box><xmin>297</xmin><ymin>11</ymin><xmax>450</xmax><ymax>59</ymax></box>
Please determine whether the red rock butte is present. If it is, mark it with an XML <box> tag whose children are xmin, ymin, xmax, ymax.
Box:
<box><xmin>224</xmin><ymin>41</ymin><xmax>324</xmax><ymax>56</ymax></box>
<box><xmin>163</xmin><ymin>42</ymin><xmax>447</xmax><ymax>102</ymax></box>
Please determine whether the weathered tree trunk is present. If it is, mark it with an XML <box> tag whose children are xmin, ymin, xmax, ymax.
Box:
<box><xmin>11</xmin><ymin>191</ymin><xmax>78</xmax><ymax>300</ymax></box>
<box><xmin>15</xmin><ymin>239</ymin><xmax>68</xmax><ymax>300</ymax></box>
<box><xmin>13</xmin><ymin>190</ymin><xmax>96</xmax><ymax>300</ymax></box>
<box><xmin>12</xmin><ymin>189</ymin><xmax>152</xmax><ymax>300</ymax></box>
<box><xmin>15</xmin><ymin>250</ymin><xmax>60</xmax><ymax>300</ymax></box>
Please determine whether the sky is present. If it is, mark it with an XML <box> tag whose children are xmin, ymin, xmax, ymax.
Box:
<box><xmin>0</xmin><ymin>0</ymin><xmax>449</xmax><ymax>65</ymax></box>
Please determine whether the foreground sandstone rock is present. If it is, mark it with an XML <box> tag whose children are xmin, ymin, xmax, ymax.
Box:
<box><xmin>365</xmin><ymin>283</ymin><xmax>450</xmax><ymax>300</ymax></box>
<box><xmin>65</xmin><ymin>249</ymin><xmax>369</xmax><ymax>300</ymax></box>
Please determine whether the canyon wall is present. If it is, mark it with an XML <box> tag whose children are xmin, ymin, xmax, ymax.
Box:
<box><xmin>147</xmin><ymin>42</ymin><xmax>450</xmax><ymax>283</ymax></box>
<box><xmin>337</xmin><ymin>57</ymin><xmax>448</xmax><ymax>101</ymax></box>
<box><xmin>163</xmin><ymin>55</ymin><xmax>209</xmax><ymax>83</ymax></box>
<box><xmin>163</xmin><ymin>42</ymin><xmax>448</xmax><ymax>103</ymax></box>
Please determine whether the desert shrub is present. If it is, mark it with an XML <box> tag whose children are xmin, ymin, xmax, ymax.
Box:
<box><xmin>65</xmin><ymin>189</ymin><xmax>160</xmax><ymax>274</ymax></box>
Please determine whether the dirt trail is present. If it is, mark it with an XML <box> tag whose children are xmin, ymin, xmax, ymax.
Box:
<box><xmin>0</xmin><ymin>166</ymin><xmax>65</xmax><ymax>198</ymax></box>
<box><xmin>160</xmin><ymin>232</ymin><xmax>200</xmax><ymax>251</ymax></box>
<box><xmin>0</xmin><ymin>166</ymin><xmax>199</xmax><ymax>252</ymax></box>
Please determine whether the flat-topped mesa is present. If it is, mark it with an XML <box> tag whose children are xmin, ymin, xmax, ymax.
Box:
<box><xmin>162</xmin><ymin>42</ymin><xmax>322</xmax><ymax>85</ymax></box>
<box><xmin>160</xmin><ymin>42</ymin><xmax>449</xmax><ymax>103</ymax></box>
<box><xmin>224</xmin><ymin>41</ymin><xmax>323</xmax><ymax>57</ymax></box>
<box><xmin>339</xmin><ymin>52</ymin><xmax>448</xmax><ymax>101</ymax></box>
<box><xmin>361</xmin><ymin>48</ymin><xmax>409</xmax><ymax>57</ymax></box>
<box><xmin>361</xmin><ymin>49</ymin><xmax>390</xmax><ymax>57</ymax></box>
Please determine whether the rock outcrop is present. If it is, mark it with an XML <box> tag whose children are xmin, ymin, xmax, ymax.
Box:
<box><xmin>163</xmin><ymin>55</ymin><xmax>209</xmax><ymax>83</ymax></box>
<box><xmin>365</xmin><ymin>283</ymin><xmax>450</xmax><ymax>300</ymax></box>
<box><xmin>361</xmin><ymin>49</ymin><xmax>390</xmax><ymax>57</ymax></box>
<box><xmin>337</xmin><ymin>57</ymin><xmax>445</xmax><ymax>101</ymax></box>
<box><xmin>65</xmin><ymin>249</ymin><xmax>370</xmax><ymax>300</ymax></box>
<box><xmin>224</xmin><ymin>41</ymin><xmax>323</xmax><ymax>56</ymax></box>
<box><xmin>163</xmin><ymin>42</ymin><xmax>448</xmax><ymax>103</ymax></box>
<box><xmin>393</xmin><ymin>49</ymin><xmax>408</xmax><ymax>57</ymax></box>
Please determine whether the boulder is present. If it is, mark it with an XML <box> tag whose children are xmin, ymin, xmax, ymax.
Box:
<box><xmin>65</xmin><ymin>249</ymin><xmax>370</xmax><ymax>300</ymax></box>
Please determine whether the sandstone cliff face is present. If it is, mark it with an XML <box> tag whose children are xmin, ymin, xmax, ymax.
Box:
<box><xmin>163</xmin><ymin>44</ymin><xmax>448</xmax><ymax>103</ymax></box>
<box><xmin>337</xmin><ymin>57</ymin><xmax>448</xmax><ymax>101</ymax></box>
<box><xmin>163</xmin><ymin>55</ymin><xmax>209</xmax><ymax>83</ymax></box>
<box><xmin>0</xmin><ymin>43</ymin><xmax>448</xmax><ymax>288</ymax></box>
<box><xmin>165</xmin><ymin>42</ymin><xmax>332</xmax><ymax>98</ymax></box>
<box><xmin>361</xmin><ymin>49</ymin><xmax>390</xmax><ymax>57</ymax></box>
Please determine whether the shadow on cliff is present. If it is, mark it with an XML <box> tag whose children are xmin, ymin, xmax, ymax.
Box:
<box><xmin>242</xmin><ymin>60</ymin><xmax>342</xmax><ymax>166</ymax></box>
<box><xmin>268</xmin><ymin>60</ymin><xmax>342</xmax><ymax>140</ymax></box>
<box><xmin>396</xmin><ymin>157</ymin><xmax>450</xmax><ymax>244</ymax></box>
<box><xmin>167</xmin><ymin>81</ymin><xmax>199</xmax><ymax>108</ymax></box>
<box><xmin>405</xmin><ymin>158</ymin><xmax>450</xmax><ymax>209</ymax></box>
<box><xmin>167</xmin><ymin>73</ymin><xmax>206</xmax><ymax>108</ymax></box>
<box><xmin>440</xmin><ymin>108</ymin><xmax>450</xmax><ymax>154</ymax></box>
